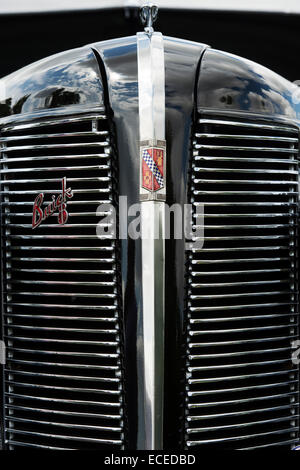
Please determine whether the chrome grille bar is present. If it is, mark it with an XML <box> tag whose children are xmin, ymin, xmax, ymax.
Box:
<box><xmin>0</xmin><ymin>111</ymin><xmax>125</xmax><ymax>450</ymax></box>
<box><xmin>184</xmin><ymin>115</ymin><xmax>300</xmax><ymax>450</ymax></box>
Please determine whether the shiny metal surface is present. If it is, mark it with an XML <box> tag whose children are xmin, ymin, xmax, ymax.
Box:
<box><xmin>184</xmin><ymin>114</ymin><xmax>299</xmax><ymax>449</ymax></box>
<box><xmin>92</xmin><ymin>34</ymin><xmax>206</xmax><ymax>448</ymax></box>
<box><xmin>1</xmin><ymin>28</ymin><xmax>299</xmax><ymax>449</ymax></box>
<box><xmin>0</xmin><ymin>49</ymin><xmax>104</xmax><ymax>119</ymax></box>
<box><xmin>0</xmin><ymin>110</ymin><xmax>126</xmax><ymax>450</ymax></box>
<box><xmin>137</xmin><ymin>29</ymin><xmax>165</xmax><ymax>450</ymax></box>
<box><xmin>197</xmin><ymin>50</ymin><xmax>300</xmax><ymax>119</ymax></box>
<box><xmin>140</xmin><ymin>3</ymin><xmax>158</xmax><ymax>35</ymax></box>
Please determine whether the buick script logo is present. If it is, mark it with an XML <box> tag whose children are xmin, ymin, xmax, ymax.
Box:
<box><xmin>32</xmin><ymin>177</ymin><xmax>73</xmax><ymax>229</ymax></box>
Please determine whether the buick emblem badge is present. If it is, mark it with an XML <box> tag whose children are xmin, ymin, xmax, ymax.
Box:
<box><xmin>32</xmin><ymin>177</ymin><xmax>73</xmax><ymax>229</ymax></box>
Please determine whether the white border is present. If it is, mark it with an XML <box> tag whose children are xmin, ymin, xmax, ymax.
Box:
<box><xmin>1</xmin><ymin>0</ymin><xmax>300</xmax><ymax>14</ymax></box>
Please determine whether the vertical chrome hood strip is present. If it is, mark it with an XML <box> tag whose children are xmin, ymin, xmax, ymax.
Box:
<box><xmin>137</xmin><ymin>30</ymin><xmax>166</xmax><ymax>449</ymax></box>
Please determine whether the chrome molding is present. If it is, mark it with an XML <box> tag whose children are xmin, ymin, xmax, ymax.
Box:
<box><xmin>137</xmin><ymin>9</ymin><xmax>166</xmax><ymax>449</ymax></box>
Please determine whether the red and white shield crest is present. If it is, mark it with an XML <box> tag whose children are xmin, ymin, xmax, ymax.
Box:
<box><xmin>142</xmin><ymin>147</ymin><xmax>164</xmax><ymax>192</ymax></box>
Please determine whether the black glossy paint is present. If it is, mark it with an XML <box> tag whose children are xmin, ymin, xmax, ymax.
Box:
<box><xmin>198</xmin><ymin>48</ymin><xmax>300</xmax><ymax>120</ymax></box>
<box><xmin>0</xmin><ymin>33</ymin><xmax>299</xmax><ymax>449</ymax></box>
<box><xmin>163</xmin><ymin>37</ymin><xmax>206</xmax><ymax>448</ymax></box>
<box><xmin>92</xmin><ymin>36</ymin><xmax>141</xmax><ymax>449</ymax></box>
<box><xmin>0</xmin><ymin>47</ymin><xmax>104</xmax><ymax>118</ymax></box>
<box><xmin>2</xmin><ymin>9</ymin><xmax>300</xmax><ymax>84</ymax></box>
<box><xmin>92</xmin><ymin>35</ymin><xmax>207</xmax><ymax>449</ymax></box>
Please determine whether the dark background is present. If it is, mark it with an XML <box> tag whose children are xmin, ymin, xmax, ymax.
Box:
<box><xmin>0</xmin><ymin>7</ymin><xmax>300</xmax><ymax>82</ymax></box>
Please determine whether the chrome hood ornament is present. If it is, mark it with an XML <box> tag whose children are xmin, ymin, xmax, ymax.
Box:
<box><xmin>140</xmin><ymin>3</ymin><xmax>158</xmax><ymax>35</ymax></box>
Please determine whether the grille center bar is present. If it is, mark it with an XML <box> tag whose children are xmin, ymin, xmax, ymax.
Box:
<box><xmin>137</xmin><ymin>26</ymin><xmax>166</xmax><ymax>449</ymax></box>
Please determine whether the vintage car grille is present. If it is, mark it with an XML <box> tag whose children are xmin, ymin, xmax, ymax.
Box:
<box><xmin>0</xmin><ymin>109</ymin><xmax>125</xmax><ymax>450</ymax></box>
<box><xmin>185</xmin><ymin>115</ymin><xmax>299</xmax><ymax>450</ymax></box>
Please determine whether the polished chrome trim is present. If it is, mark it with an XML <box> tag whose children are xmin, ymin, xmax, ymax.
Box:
<box><xmin>0</xmin><ymin>153</ymin><xmax>110</xmax><ymax>164</ymax></box>
<box><xmin>196</xmin><ymin>133</ymin><xmax>298</xmax><ymax>142</ymax></box>
<box><xmin>6</xmin><ymin>381</ymin><xmax>121</xmax><ymax>395</ymax></box>
<box><xmin>192</xmin><ymin>178</ymin><xmax>298</xmax><ymax>185</ymax></box>
<box><xmin>194</xmin><ymin>144</ymin><xmax>298</xmax><ymax>153</ymax></box>
<box><xmin>190</xmin><ymin>290</ymin><xmax>291</xmax><ymax>299</ymax></box>
<box><xmin>188</xmin><ymin>370</ymin><xmax>298</xmax><ymax>384</ymax></box>
<box><xmin>189</xmin><ymin>325</ymin><xmax>297</xmax><ymax>335</ymax></box>
<box><xmin>6</xmin><ymin>441</ymin><xmax>75</xmax><ymax>450</ymax></box>
<box><xmin>1</xmin><ymin>113</ymin><xmax>107</xmax><ymax>133</ymax></box>
<box><xmin>4</xmin><ymin>325</ymin><xmax>117</xmax><ymax>334</ymax></box>
<box><xmin>0</xmin><ymin>130</ymin><xmax>108</xmax><ymax>143</ymax></box>
<box><xmin>137</xmin><ymin>29</ymin><xmax>165</xmax><ymax>450</ymax></box>
<box><xmin>191</xmin><ymin>268</ymin><xmax>290</xmax><ymax>275</ymax></box>
<box><xmin>198</xmin><ymin>118</ymin><xmax>298</xmax><ymax>133</ymax></box>
<box><xmin>187</xmin><ymin>392</ymin><xmax>297</xmax><ymax>409</ymax></box>
<box><xmin>188</xmin><ymin>403</ymin><xmax>298</xmax><ymax>421</ymax></box>
<box><xmin>186</xmin><ymin>415</ymin><xmax>299</xmax><ymax>434</ymax></box>
<box><xmin>0</xmin><ymin>176</ymin><xmax>111</xmax><ymax>184</ymax></box>
<box><xmin>5</xmin><ymin>404</ymin><xmax>121</xmax><ymax>420</ymax></box>
<box><xmin>188</xmin><ymin>347</ymin><xmax>292</xmax><ymax>361</ymax></box>
<box><xmin>5</xmin><ymin>315</ymin><xmax>117</xmax><ymax>322</ymax></box>
<box><xmin>6</xmin><ymin>392</ymin><xmax>122</xmax><ymax>407</ymax></box>
<box><xmin>186</xmin><ymin>427</ymin><xmax>297</xmax><ymax>447</ymax></box>
<box><xmin>239</xmin><ymin>440</ymin><xmax>299</xmax><ymax>450</ymax></box>
<box><xmin>7</xmin><ymin>416</ymin><xmax>122</xmax><ymax>432</ymax></box>
<box><xmin>193</xmin><ymin>167</ymin><xmax>298</xmax><ymax>175</ymax></box>
<box><xmin>0</xmin><ymin>164</ymin><xmax>110</xmax><ymax>174</ymax></box>
<box><xmin>189</xmin><ymin>302</ymin><xmax>295</xmax><ymax>312</ymax></box>
<box><xmin>2</xmin><ymin>141</ymin><xmax>110</xmax><ymax>152</ymax></box>
<box><xmin>4</xmin><ymin>336</ymin><xmax>118</xmax><ymax>346</ymax></box>
<box><xmin>192</xmin><ymin>190</ymin><xmax>297</xmax><ymax>196</ymax></box>
<box><xmin>194</xmin><ymin>155</ymin><xmax>298</xmax><ymax>164</ymax></box>
<box><xmin>6</xmin><ymin>347</ymin><xmax>120</xmax><ymax>359</ymax></box>
<box><xmin>4</xmin><ymin>370</ymin><xmax>120</xmax><ymax>383</ymax></box>
<box><xmin>7</xmin><ymin>359</ymin><xmax>119</xmax><ymax>371</ymax></box>
<box><xmin>0</xmin><ymin>106</ymin><xmax>106</xmax><ymax>128</ymax></box>
<box><xmin>188</xmin><ymin>358</ymin><xmax>293</xmax><ymax>372</ymax></box>
<box><xmin>4</xmin><ymin>429</ymin><xmax>122</xmax><ymax>445</ymax></box>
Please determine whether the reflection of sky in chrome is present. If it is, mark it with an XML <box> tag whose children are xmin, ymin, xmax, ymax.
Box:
<box><xmin>198</xmin><ymin>49</ymin><xmax>300</xmax><ymax>119</ymax></box>
<box><xmin>0</xmin><ymin>47</ymin><xmax>103</xmax><ymax>115</ymax></box>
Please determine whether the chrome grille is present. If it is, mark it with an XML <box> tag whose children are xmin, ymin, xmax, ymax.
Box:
<box><xmin>185</xmin><ymin>115</ymin><xmax>299</xmax><ymax>450</ymax></box>
<box><xmin>0</xmin><ymin>109</ymin><xmax>125</xmax><ymax>450</ymax></box>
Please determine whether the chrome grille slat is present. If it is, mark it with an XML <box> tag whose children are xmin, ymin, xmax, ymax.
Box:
<box><xmin>1</xmin><ymin>111</ymin><xmax>107</xmax><ymax>132</ymax></box>
<box><xmin>0</xmin><ymin>111</ymin><xmax>125</xmax><ymax>450</ymax></box>
<box><xmin>6</xmin><ymin>392</ymin><xmax>122</xmax><ymax>407</ymax></box>
<box><xmin>6</xmin><ymin>441</ymin><xmax>76</xmax><ymax>450</ymax></box>
<box><xmin>0</xmin><ymin>130</ymin><xmax>109</xmax><ymax>143</ymax></box>
<box><xmin>0</xmin><ymin>165</ymin><xmax>110</xmax><ymax>174</ymax></box>
<box><xmin>195</xmin><ymin>133</ymin><xmax>298</xmax><ymax>142</ymax></box>
<box><xmin>5</xmin><ymin>370</ymin><xmax>121</xmax><ymax>383</ymax></box>
<box><xmin>186</xmin><ymin>415</ymin><xmax>299</xmax><ymax>433</ymax></box>
<box><xmin>194</xmin><ymin>156</ymin><xmax>298</xmax><ymax>164</ymax></box>
<box><xmin>0</xmin><ymin>153</ymin><xmax>110</xmax><ymax>164</ymax></box>
<box><xmin>188</xmin><ymin>370</ymin><xmax>298</xmax><ymax>384</ymax></box>
<box><xmin>5</xmin><ymin>404</ymin><xmax>122</xmax><ymax>419</ymax></box>
<box><xmin>188</xmin><ymin>392</ymin><xmax>298</xmax><ymax>408</ymax></box>
<box><xmin>2</xmin><ymin>142</ymin><xmax>110</xmax><ymax>152</ymax></box>
<box><xmin>4</xmin><ymin>429</ymin><xmax>123</xmax><ymax>445</ymax></box>
<box><xmin>187</xmin><ymin>404</ymin><xmax>298</xmax><ymax>420</ymax></box>
<box><xmin>194</xmin><ymin>144</ymin><xmax>298</xmax><ymax>153</ymax></box>
<box><xmin>186</xmin><ymin>428</ymin><xmax>298</xmax><ymax>447</ymax></box>
<box><xmin>198</xmin><ymin>119</ymin><xmax>298</xmax><ymax>133</ymax></box>
<box><xmin>7</xmin><ymin>416</ymin><xmax>122</xmax><ymax>432</ymax></box>
<box><xmin>184</xmin><ymin>115</ymin><xmax>299</xmax><ymax>450</ymax></box>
